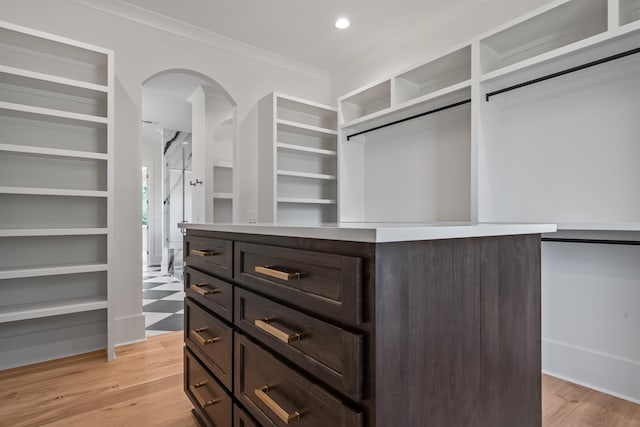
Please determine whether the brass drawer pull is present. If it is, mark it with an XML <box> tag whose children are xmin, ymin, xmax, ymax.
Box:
<box><xmin>255</xmin><ymin>265</ymin><xmax>301</xmax><ymax>281</ymax></box>
<box><xmin>191</xmin><ymin>249</ymin><xmax>219</xmax><ymax>257</ymax></box>
<box><xmin>254</xmin><ymin>319</ymin><xmax>303</xmax><ymax>344</ymax></box>
<box><xmin>254</xmin><ymin>385</ymin><xmax>301</xmax><ymax>424</ymax></box>
<box><xmin>189</xmin><ymin>382</ymin><xmax>220</xmax><ymax>408</ymax></box>
<box><xmin>191</xmin><ymin>328</ymin><xmax>221</xmax><ymax>346</ymax></box>
<box><xmin>191</xmin><ymin>283</ymin><xmax>219</xmax><ymax>296</ymax></box>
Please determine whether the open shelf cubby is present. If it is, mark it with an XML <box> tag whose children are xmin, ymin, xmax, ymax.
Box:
<box><xmin>0</xmin><ymin>23</ymin><xmax>108</xmax><ymax>86</ymax></box>
<box><xmin>480</xmin><ymin>0</ymin><xmax>608</xmax><ymax>75</ymax></box>
<box><xmin>340</xmin><ymin>80</ymin><xmax>391</xmax><ymax>124</ymax></box>
<box><xmin>394</xmin><ymin>45</ymin><xmax>471</xmax><ymax>105</ymax></box>
<box><xmin>620</xmin><ymin>0</ymin><xmax>640</xmax><ymax>26</ymax></box>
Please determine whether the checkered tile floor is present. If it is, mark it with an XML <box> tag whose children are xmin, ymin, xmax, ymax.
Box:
<box><xmin>143</xmin><ymin>265</ymin><xmax>184</xmax><ymax>338</ymax></box>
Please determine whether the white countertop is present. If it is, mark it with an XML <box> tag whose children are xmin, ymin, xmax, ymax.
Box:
<box><xmin>181</xmin><ymin>222</ymin><xmax>557</xmax><ymax>243</ymax></box>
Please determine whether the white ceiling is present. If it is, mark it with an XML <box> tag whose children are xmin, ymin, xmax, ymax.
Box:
<box><xmin>122</xmin><ymin>0</ymin><xmax>486</xmax><ymax>73</ymax></box>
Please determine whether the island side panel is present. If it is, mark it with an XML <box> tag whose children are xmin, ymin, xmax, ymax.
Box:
<box><xmin>374</xmin><ymin>238</ymin><xmax>483</xmax><ymax>426</ymax></box>
<box><xmin>374</xmin><ymin>234</ymin><xmax>541</xmax><ymax>427</ymax></box>
<box><xmin>481</xmin><ymin>233</ymin><xmax>541</xmax><ymax>427</ymax></box>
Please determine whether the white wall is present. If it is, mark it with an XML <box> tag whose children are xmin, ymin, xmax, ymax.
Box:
<box><xmin>2</xmin><ymin>0</ymin><xmax>331</xmax><ymax>345</ymax></box>
<box><xmin>331</xmin><ymin>0</ymin><xmax>553</xmax><ymax>100</ymax></box>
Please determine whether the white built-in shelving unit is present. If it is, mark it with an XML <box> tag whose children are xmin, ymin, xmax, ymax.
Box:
<box><xmin>339</xmin><ymin>45</ymin><xmax>472</xmax><ymax>222</ymax></box>
<box><xmin>337</xmin><ymin>0</ymin><xmax>639</xmax><ymax>403</ymax></box>
<box><xmin>211</xmin><ymin>119</ymin><xmax>234</xmax><ymax>223</ymax></box>
<box><xmin>259</xmin><ymin>92</ymin><xmax>338</xmax><ymax>224</ymax></box>
<box><xmin>0</xmin><ymin>21</ymin><xmax>114</xmax><ymax>369</ymax></box>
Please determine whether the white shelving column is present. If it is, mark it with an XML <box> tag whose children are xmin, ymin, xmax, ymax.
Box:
<box><xmin>0</xmin><ymin>21</ymin><xmax>114</xmax><ymax>368</ymax></box>
<box><xmin>212</xmin><ymin>118</ymin><xmax>234</xmax><ymax>223</ymax></box>
<box><xmin>338</xmin><ymin>45</ymin><xmax>472</xmax><ymax>223</ymax></box>
<box><xmin>258</xmin><ymin>93</ymin><xmax>338</xmax><ymax>224</ymax></box>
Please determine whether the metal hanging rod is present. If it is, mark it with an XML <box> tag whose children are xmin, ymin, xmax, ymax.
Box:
<box><xmin>486</xmin><ymin>46</ymin><xmax>640</xmax><ymax>101</ymax></box>
<box><xmin>542</xmin><ymin>237</ymin><xmax>640</xmax><ymax>246</ymax></box>
<box><xmin>346</xmin><ymin>99</ymin><xmax>471</xmax><ymax>141</ymax></box>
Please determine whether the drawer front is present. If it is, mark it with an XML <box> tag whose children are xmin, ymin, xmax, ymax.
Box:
<box><xmin>185</xmin><ymin>298</ymin><xmax>233</xmax><ymax>391</ymax></box>
<box><xmin>235</xmin><ymin>334</ymin><xmax>363</xmax><ymax>427</ymax></box>
<box><xmin>186</xmin><ymin>266</ymin><xmax>233</xmax><ymax>322</ymax></box>
<box><xmin>184</xmin><ymin>347</ymin><xmax>232</xmax><ymax>427</ymax></box>
<box><xmin>234</xmin><ymin>403</ymin><xmax>259</xmax><ymax>427</ymax></box>
<box><xmin>235</xmin><ymin>287</ymin><xmax>363</xmax><ymax>401</ymax></box>
<box><xmin>186</xmin><ymin>235</ymin><xmax>233</xmax><ymax>279</ymax></box>
<box><xmin>234</xmin><ymin>242</ymin><xmax>362</xmax><ymax>324</ymax></box>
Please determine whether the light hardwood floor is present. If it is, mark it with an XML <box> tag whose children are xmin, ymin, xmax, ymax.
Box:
<box><xmin>0</xmin><ymin>332</ymin><xmax>637</xmax><ymax>427</ymax></box>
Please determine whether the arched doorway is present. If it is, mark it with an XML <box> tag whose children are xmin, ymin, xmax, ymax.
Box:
<box><xmin>140</xmin><ymin>69</ymin><xmax>236</xmax><ymax>337</ymax></box>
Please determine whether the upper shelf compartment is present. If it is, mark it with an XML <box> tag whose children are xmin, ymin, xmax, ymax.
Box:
<box><xmin>340</xmin><ymin>80</ymin><xmax>391</xmax><ymax>124</ymax></box>
<box><xmin>394</xmin><ymin>45</ymin><xmax>471</xmax><ymax>105</ymax></box>
<box><xmin>620</xmin><ymin>0</ymin><xmax>640</xmax><ymax>26</ymax></box>
<box><xmin>480</xmin><ymin>0</ymin><xmax>608</xmax><ymax>75</ymax></box>
<box><xmin>339</xmin><ymin>45</ymin><xmax>472</xmax><ymax>133</ymax></box>
<box><xmin>0</xmin><ymin>21</ymin><xmax>109</xmax><ymax>87</ymax></box>
<box><xmin>276</xmin><ymin>93</ymin><xmax>337</xmax><ymax>131</ymax></box>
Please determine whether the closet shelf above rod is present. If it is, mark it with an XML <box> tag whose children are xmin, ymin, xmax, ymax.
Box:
<box><xmin>542</xmin><ymin>237</ymin><xmax>640</xmax><ymax>246</ymax></box>
<box><xmin>345</xmin><ymin>99</ymin><xmax>471</xmax><ymax>141</ymax></box>
<box><xmin>485</xmin><ymin>46</ymin><xmax>640</xmax><ymax>101</ymax></box>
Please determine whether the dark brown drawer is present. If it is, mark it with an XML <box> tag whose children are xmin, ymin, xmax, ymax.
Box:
<box><xmin>234</xmin><ymin>403</ymin><xmax>259</xmax><ymax>427</ymax></box>
<box><xmin>184</xmin><ymin>347</ymin><xmax>232</xmax><ymax>427</ymax></box>
<box><xmin>186</xmin><ymin>235</ymin><xmax>233</xmax><ymax>279</ymax></box>
<box><xmin>186</xmin><ymin>266</ymin><xmax>233</xmax><ymax>322</ymax></box>
<box><xmin>234</xmin><ymin>242</ymin><xmax>362</xmax><ymax>324</ymax></box>
<box><xmin>185</xmin><ymin>298</ymin><xmax>233</xmax><ymax>391</ymax></box>
<box><xmin>235</xmin><ymin>334</ymin><xmax>362</xmax><ymax>427</ymax></box>
<box><xmin>235</xmin><ymin>287</ymin><xmax>363</xmax><ymax>401</ymax></box>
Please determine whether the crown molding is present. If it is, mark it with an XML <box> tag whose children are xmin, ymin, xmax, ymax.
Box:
<box><xmin>71</xmin><ymin>0</ymin><xmax>330</xmax><ymax>82</ymax></box>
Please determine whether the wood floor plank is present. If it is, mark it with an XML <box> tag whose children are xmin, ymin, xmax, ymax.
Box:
<box><xmin>0</xmin><ymin>331</ymin><xmax>637</xmax><ymax>427</ymax></box>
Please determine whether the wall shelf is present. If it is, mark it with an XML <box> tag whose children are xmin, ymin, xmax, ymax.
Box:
<box><xmin>0</xmin><ymin>228</ymin><xmax>108</xmax><ymax>237</ymax></box>
<box><xmin>277</xmin><ymin>170</ymin><xmax>337</xmax><ymax>180</ymax></box>
<box><xmin>342</xmin><ymin>83</ymin><xmax>471</xmax><ymax>135</ymax></box>
<box><xmin>0</xmin><ymin>186</ymin><xmax>107</xmax><ymax>197</ymax></box>
<box><xmin>0</xmin><ymin>297</ymin><xmax>108</xmax><ymax>323</ymax></box>
<box><xmin>212</xmin><ymin>192</ymin><xmax>233</xmax><ymax>199</ymax></box>
<box><xmin>0</xmin><ymin>64</ymin><xmax>108</xmax><ymax>93</ymax></box>
<box><xmin>276</xmin><ymin>142</ymin><xmax>337</xmax><ymax>158</ymax></box>
<box><xmin>277</xmin><ymin>197</ymin><xmax>337</xmax><ymax>205</ymax></box>
<box><xmin>0</xmin><ymin>143</ymin><xmax>108</xmax><ymax>160</ymax></box>
<box><xmin>212</xmin><ymin>160</ymin><xmax>233</xmax><ymax>169</ymax></box>
<box><xmin>0</xmin><ymin>263</ymin><xmax>108</xmax><ymax>280</ymax></box>
<box><xmin>277</xmin><ymin>119</ymin><xmax>337</xmax><ymax>136</ymax></box>
<box><xmin>0</xmin><ymin>101</ymin><xmax>108</xmax><ymax>124</ymax></box>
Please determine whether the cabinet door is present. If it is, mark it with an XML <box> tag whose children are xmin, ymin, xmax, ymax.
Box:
<box><xmin>184</xmin><ymin>347</ymin><xmax>232</xmax><ymax>427</ymax></box>
<box><xmin>185</xmin><ymin>298</ymin><xmax>233</xmax><ymax>391</ymax></box>
<box><xmin>235</xmin><ymin>334</ymin><xmax>363</xmax><ymax>427</ymax></box>
<box><xmin>185</xmin><ymin>235</ymin><xmax>233</xmax><ymax>278</ymax></box>
<box><xmin>234</xmin><ymin>242</ymin><xmax>362</xmax><ymax>324</ymax></box>
<box><xmin>235</xmin><ymin>287</ymin><xmax>363</xmax><ymax>401</ymax></box>
<box><xmin>186</xmin><ymin>266</ymin><xmax>233</xmax><ymax>322</ymax></box>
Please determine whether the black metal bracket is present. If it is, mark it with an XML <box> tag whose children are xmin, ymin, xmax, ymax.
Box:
<box><xmin>542</xmin><ymin>237</ymin><xmax>640</xmax><ymax>246</ymax></box>
<box><xmin>346</xmin><ymin>99</ymin><xmax>471</xmax><ymax>141</ymax></box>
<box><xmin>486</xmin><ymin>46</ymin><xmax>640</xmax><ymax>101</ymax></box>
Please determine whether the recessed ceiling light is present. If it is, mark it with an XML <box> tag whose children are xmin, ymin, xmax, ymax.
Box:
<box><xmin>335</xmin><ymin>17</ymin><xmax>350</xmax><ymax>30</ymax></box>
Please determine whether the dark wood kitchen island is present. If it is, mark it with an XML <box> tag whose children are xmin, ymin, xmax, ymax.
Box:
<box><xmin>180</xmin><ymin>222</ymin><xmax>556</xmax><ymax>427</ymax></box>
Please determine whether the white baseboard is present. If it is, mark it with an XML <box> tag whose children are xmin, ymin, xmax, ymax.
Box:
<box><xmin>542</xmin><ymin>338</ymin><xmax>640</xmax><ymax>404</ymax></box>
<box><xmin>113</xmin><ymin>314</ymin><xmax>146</xmax><ymax>346</ymax></box>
